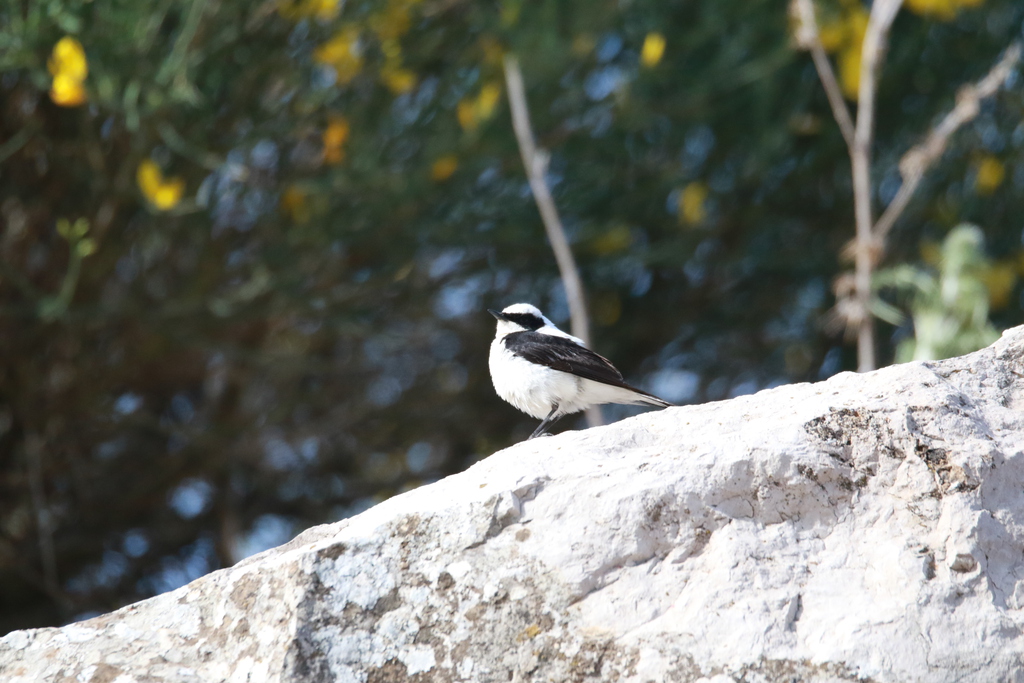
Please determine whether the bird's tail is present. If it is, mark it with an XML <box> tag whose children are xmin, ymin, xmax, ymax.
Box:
<box><xmin>622</xmin><ymin>384</ymin><xmax>675</xmax><ymax>408</ymax></box>
<box><xmin>634</xmin><ymin>392</ymin><xmax>674</xmax><ymax>408</ymax></box>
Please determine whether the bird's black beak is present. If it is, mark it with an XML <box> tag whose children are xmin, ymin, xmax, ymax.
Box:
<box><xmin>488</xmin><ymin>309</ymin><xmax>505</xmax><ymax>321</ymax></box>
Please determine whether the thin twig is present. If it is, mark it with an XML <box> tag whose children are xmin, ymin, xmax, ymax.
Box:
<box><xmin>791</xmin><ymin>0</ymin><xmax>856</xmax><ymax>149</ymax></box>
<box><xmin>503</xmin><ymin>55</ymin><xmax>602</xmax><ymax>428</ymax></box>
<box><xmin>848</xmin><ymin>0</ymin><xmax>902</xmax><ymax>372</ymax></box>
<box><xmin>873</xmin><ymin>42</ymin><xmax>1022</xmax><ymax>242</ymax></box>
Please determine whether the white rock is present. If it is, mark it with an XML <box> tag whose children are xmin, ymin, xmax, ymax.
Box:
<box><xmin>2</xmin><ymin>327</ymin><xmax>1024</xmax><ymax>682</ymax></box>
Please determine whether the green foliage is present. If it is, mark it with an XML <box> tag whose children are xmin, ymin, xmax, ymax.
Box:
<box><xmin>875</xmin><ymin>225</ymin><xmax>1001</xmax><ymax>362</ymax></box>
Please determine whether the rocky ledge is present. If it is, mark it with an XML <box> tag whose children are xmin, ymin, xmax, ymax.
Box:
<box><xmin>3</xmin><ymin>327</ymin><xmax>1024</xmax><ymax>683</ymax></box>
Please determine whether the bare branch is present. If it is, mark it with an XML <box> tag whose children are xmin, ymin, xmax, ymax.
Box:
<box><xmin>791</xmin><ymin>0</ymin><xmax>856</xmax><ymax>149</ymax></box>
<box><xmin>848</xmin><ymin>0</ymin><xmax>902</xmax><ymax>372</ymax></box>
<box><xmin>874</xmin><ymin>42</ymin><xmax>1022</xmax><ymax>242</ymax></box>
<box><xmin>503</xmin><ymin>55</ymin><xmax>602</xmax><ymax>428</ymax></box>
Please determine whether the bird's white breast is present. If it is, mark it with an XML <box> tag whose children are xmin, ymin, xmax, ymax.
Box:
<box><xmin>489</xmin><ymin>337</ymin><xmax>582</xmax><ymax>419</ymax></box>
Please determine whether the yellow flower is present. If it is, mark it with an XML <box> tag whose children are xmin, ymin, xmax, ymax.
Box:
<box><xmin>920</xmin><ymin>241</ymin><xmax>941</xmax><ymax>266</ymax></box>
<box><xmin>571</xmin><ymin>34</ymin><xmax>595</xmax><ymax>57</ymax></box>
<box><xmin>640</xmin><ymin>33</ymin><xmax>666</xmax><ymax>68</ymax></box>
<box><xmin>154</xmin><ymin>181</ymin><xmax>185</xmax><ymax>210</ymax></box>
<box><xmin>278</xmin><ymin>0</ymin><xmax>341</xmax><ymax>21</ymax></box>
<box><xmin>48</xmin><ymin>37</ymin><xmax>88</xmax><ymax>80</ymax></box>
<box><xmin>369</xmin><ymin>0</ymin><xmax>415</xmax><ymax>42</ymax></box>
<box><xmin>982</xmin><ymin>261</ymin><xmax>1016</xmax><ymax>310</ymax></box>
<box><xmin>382</xmin><ymin>65</ymin><xmax>416</xmax><ymax>94</ymax></box>
<box><xmin>592</xmin><ymin>225</ymin><xmax>632</xmax><ymax>255</ymax></box>
<box><xmin>815</xmin><ymin>5</ymin><xmax>868</xmax><ymax>101</ymax></box>
<box><xmin>48</xmin><ymin>37</ymin><xmax>88</xmax><ymax>107</ymax></box>
<box><xmin>137</xmin><ymin>161</ymin><xmax>161</xmax><ymax>196</ymax></box>
<box><xmin>478</xmin><ymin>83</ymin><xmax>501</xmax><ymax>118</ymax></box>
<box><xmin>314</xmin><ymin>27</ymin><xmax>364</xmax><ymax>85</ymax></box>
<box><xmin>50</xmin><ymin>72</ymin><xmax>87</xmax><ymax>107</ymax></box>
<box><xmin>280</xmin><ymin>185</ymin><xmax>311</xmax><ymax>223</ymax></box>
<box><xmin>480</xmin><ymin>36</ymin><xmax>506</xmax><ymax>66</ymax></box>
<box><xmin>839</xmin><ymin>43</ymin><xmax>862</xmax><ymax>100</ymax></box>
<box><xmin>905</xmin><ymin>0</ymin><xmax>983</xmax><ymax>21</ymax></box>
<box><xmin>457</xmin><ymin>100</ymin><xmax>476</xmax><ymax>130</ymax></box>
<box><xmin>973</xmin><ymin>155</ymin><xmax>1005</xmax><ymax>195</ymax></box>
<box><xmin>431</xmin><ymin>155</ymin><xmax>458</xmax><ymax>182</ymax></box>
<box><xmin>137</xmin><ymin>160</ymin><xmax>185</xmax><ymax>211</ymax></box>
<box><xmin>323</xmin><ymin>116</ymin><xmax>350</xmax><ymax>164</ymax></box>
<box><xmin>500</xmin><ymin>0</ymin><xmax>522</xmax><ymax>27</ymax></box>
<box><xmin>457</xmin><ymin>83</ymin><xmax>502</xmax><ymax>131</ymax></box>
<box><xmin>679</xmin><ymin>182</ymin><xmax>709</xmax><ymax>226</ymax></box>
<box><xmin>817</xmin><ymin>22</ymin><xmax>846</xmax><ymax>53</ymax></box>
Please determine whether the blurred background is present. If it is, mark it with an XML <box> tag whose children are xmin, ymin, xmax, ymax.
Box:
<box><xmin>1</xmin><ymin>0</ymin><xmax>1022</xmax><ymax>634</ymax></box>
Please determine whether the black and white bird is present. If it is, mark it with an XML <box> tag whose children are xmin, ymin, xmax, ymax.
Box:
<box><xmin>488</xmin><ymin>303</ymin><xmax>673</xmax><ymax>439</ymax></box>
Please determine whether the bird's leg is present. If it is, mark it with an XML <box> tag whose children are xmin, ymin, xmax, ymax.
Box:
<box><xmin>529</xmin><ymin>404</ymin><xmax>561</xmax><ymax>439</ymax></box>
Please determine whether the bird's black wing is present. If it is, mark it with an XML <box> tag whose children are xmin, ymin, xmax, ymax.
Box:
<box><xmin>503</xmin><ymin>331</ymin><xmax>630</xmax><ymax>388</ymax></box>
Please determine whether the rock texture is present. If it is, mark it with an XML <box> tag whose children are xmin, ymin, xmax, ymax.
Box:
<box><xmin>4</xmin><ymin>328</ymin><xmax>1024</xmax><ymax>683</ymax></box>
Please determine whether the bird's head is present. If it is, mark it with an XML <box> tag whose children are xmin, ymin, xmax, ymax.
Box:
<box><xmin>488</xmin><ymin>303</ymin><xmax>550</xmax><ymax>335</ymax></box>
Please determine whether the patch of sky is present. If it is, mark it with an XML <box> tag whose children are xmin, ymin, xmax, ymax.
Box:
<box><xmin>596</xmin><ymin>33</ymin><xmax>623</xmax><ymax>62</ymax></box>
<box><xmin>94</xmin><ymin>437</ymin><xmax>127</xmax><ymax>461</ymax></box>
<box><xmin>729</xmin><ymin>375</ymin><xmax>759</xmax><ymax>398</ymax></box>
<box><xmin>705</xmin><ymin>376</ymin><xmax>730</xmax><ymax>400</ymax></box>
<box><xmin>137</xmin><ymin>536</ymin><xmax>217</xmax><ymax>596</ymax></box>
<box><xmin>264</xmin><ymin>435</ymin><xmax>302</xmax><ymax>470</ymax></box>
<box><xmin>367</xmin><ymin>375</ymin><xmax>404</xmax><ymax>407</ymax></box>
<box><xmin>250</xmin><ymin>139</ymin><xmax>278</xmax><ymax>170</ymax></box>
<box><xmin>1012</xmin><ymin>122</ymin><xmax>1024</xmax><ymax>148</ymax></box>
<box><xmin>708</xmin><ymin>158</ymin><xmax>738</xmax><ymax>194</ymax></box>
<box><xmin>312</xmin><ymin>64</ymin><xmax>338</xmax><ymax>89</ymax></box>
<box><xmin>300</xmin><ymin>436</ymin><xmax>319</xmax><ymax>463</ymax></box>
<box><xmin>430</xmin><ymin>329</ymin><xmax>462</xmax><ymax>361</ymax></box>
<box><xmin>647</xmin><ymin>369</ymin><xmax>700</xmax><ymax>404</ymax></box>
<box><xmin>434</xmin><ymin>274</ymin><xmax>489</xmax><ymax>320</ymax></box>
<box><xmin>665</xmin><ymin>188</ymin><xmax>681</xmax><ymax>216</ymax></box>
<box><xmin>582</xmin><ymin>103</ymin><xmax>614</xmax><ymax>136</ymax></box>
<box><xmin>584</xmin><ymin>66</ymin><xmax>626</xmax><ymax>102</ymax></box>
<box><xmin>977</xmin><ymin>116</ymin><xmax>1005</xmax><ymax>152</ymax></box>
<box><xmin>429</xmin><ymin>249</ymin><xmax>465</xmax><ymax>279</ymax></box>
<box><xmin>65</xmin><ymin>549</ymin><xmax>129</xmax><ymax>594</ymax></box>
<box><xmin>169</xmin><ymin>478</ymin><xmax>213</xmax><ymax>519</ymax></box>
<box><xmin>879</xmin><ymin>171</ymin><xmax>901</xmax><ymax>204</ymax></box>
<box><xmin>406</xmin><ymin>441</ymin><xmax>435</xmax><ymax>475</ymax></box>
<box><xmin>123</xmin><ymin>529</ymin><xmax>150</xmax><ymax>558</ymax></box>
<box><xmin>114</xmin><ymin>392</ymin><xmax>142</xmax><ymax>415</ymax></box>
<box><xmin>476</xmin><ymin>165</ymin><xmax>500</xmax><ymax>187</ymax></box>
<box><xmin>237</xmin><ymin>514</ymin><xmax>295</xmax><ymax>560</ymax></box>
<box><xmin>391</xmin><ymin>76</ymin><xmax>438</xmax><ymax>128</ymax></box>
<box><xmin>818</xmin><ymin>347</ymin><xmax>843</xmax><ymax>379</ymax></box>
<box><xmin>545</xmin><ymin>282</ymin><xmax>571</xmax><ymax>325</ymax></box>
<box><xmin>170</xmin><ymin>393</ymin><xmax>195</xmax><ymax>423</ymax></box>
<box><xmin>681</xmin><ymin>125</ymin><xmax>715</xmax><ymax>175</ymax></box>
<box><xmin>331</xmin><ymin>497</ymin><xmax>376</xmax><ymax>522</ymax></box>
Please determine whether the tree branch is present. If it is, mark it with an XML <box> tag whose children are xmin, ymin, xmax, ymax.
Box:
<box><xmin>503</xmin><ymin>55</ymin><xmax>602</xmax><ymax>427</ymax></box>
<box><xmin>849</xmin><ymin>0</ymin><xmax>902</xmax><ymax>372</ymax></box>
<box><xmin>791</xmin><ymin>0</ymin><xmax>856</xmax><ymax>149</ymax></box>
<box><xmin>873</xmin><ymin>42</ymin><xmax>1022</xmax><ymax>242</ymax></box>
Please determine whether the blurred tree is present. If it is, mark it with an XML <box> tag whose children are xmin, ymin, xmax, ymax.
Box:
<box><xmin>0</xmin><ymin>0</ymin><xmax>1022</xmax><ymax>634</ymax></box>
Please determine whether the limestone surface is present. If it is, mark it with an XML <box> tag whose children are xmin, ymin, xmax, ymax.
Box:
<box><xmin>2</xmin><ymin>327</ymin><xmax>1024</xmax><ymax>683</ymax></box>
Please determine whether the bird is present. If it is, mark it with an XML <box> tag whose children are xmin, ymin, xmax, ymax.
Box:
<box><xmin>488</xmin><ymin>303</ymin><xmax>674</xmax><ymax>439</ymax></box>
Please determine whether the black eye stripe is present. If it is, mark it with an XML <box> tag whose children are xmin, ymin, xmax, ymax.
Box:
<box><xmin>502</xmin><ymin>312</ymin><xmax>544</xmax><ymax>330</ymax></box>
